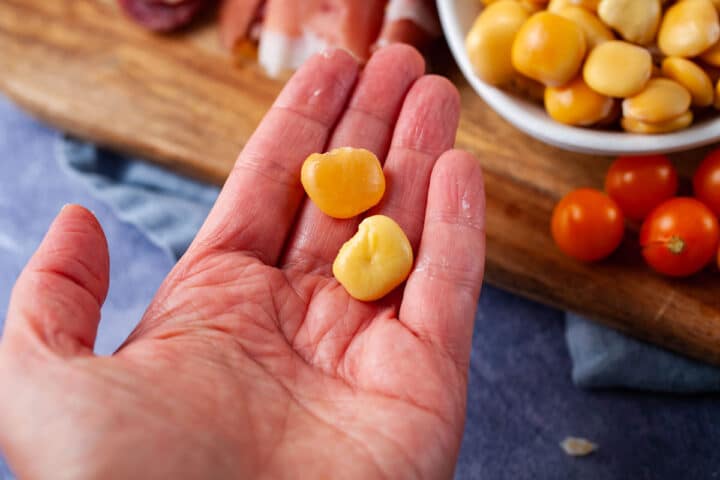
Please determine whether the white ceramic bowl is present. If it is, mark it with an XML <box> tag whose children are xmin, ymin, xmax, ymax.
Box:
<box><xmin>437</xmin><ymin>0</ymin><xmax>720</xmax><ymax>155</ymax></box>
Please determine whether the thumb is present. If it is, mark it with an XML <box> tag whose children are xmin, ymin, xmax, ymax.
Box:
<box><xmin>3</xmin><ymin>205</ymin><xmax>110</xmax><ymax>357</ymax></box>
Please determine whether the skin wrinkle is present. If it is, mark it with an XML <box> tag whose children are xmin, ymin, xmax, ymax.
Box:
<box><xmin>362</xmin><ymin>416</ymin><xmax>427</xmax><ymax>480</ymax></box>
<box><xmin>393</xmin><ymin>82</ymin><xmax>459</xmax><ymax>154</ymax></box>
<box><xmin>344</xmin><ymin>104</ymin><xmax>397</xmax><ymax>131</ymax></box>
<box><xmin>412</xmin><ymin>257</ymin><xmax>481</xmax><ymax>293</ymax></box>
<box><xmin>276</xmin><ymin>272</ymin><xmax>317</xmax><ymax>344</ymax></box>
<box><xmin>328</xmin><ymin>311</ymin><xmax>368</xmax><ymax>375</ymax></box>
<box><xmin>305</xmin><ymin>296</ymin><xmax>356</xmax><ymax>371</ymax></box>
<box><xmin>1</xmin><ymin>48</ymin><xmax>483</xmax><ymax>479</ymax></box>
<box><xmin>154</xmin><ymin>285</ymin><xmax>448</xmax><ymax>478</ymax></box>
<box><xmin>16</xmin><ymin>273</ymin><xmax>100</xmax><ymax>352</ymax></box>
<box><xmin>424</xmin><ymin>213</ymin><xmax>486</xmax><ymax>234</ymax></box>
<box><xmin>281</xmin><ymin>241</ymin><xmax>334</xmax><ymax>276</ymax></box>
<box><xmin>34</xmin><ymin>246</ymin><xmax>108</xmax><ymax>301</ymax></box>
<box><xmin>287</xmin><ymin>68</ymin><xmax>359</xmax><ymax>119</ymax></box>
<box><xmin>223</xmin><ymin>334</ymin><xmax>391</xmax><ymax>480</ymax></box>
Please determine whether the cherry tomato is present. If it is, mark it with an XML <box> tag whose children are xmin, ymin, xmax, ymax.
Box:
<box><xmin>551</xmin><ymin>188</ymin><xmax>625</xmax><ymax>262</ymax></box>
<box><xmin>640</xmin><ymin>198</ymin><xmax>720</xmax><ymax>277</ymax></box>
<box><xmin>605</xmin><ymin>154</ymin><xmax>678</xmax><ymax>221</ymax></box>
<box><xmin>693</xmin><ymin>147</ymin><xmax>720</xmax><ymax>217</ymax></box>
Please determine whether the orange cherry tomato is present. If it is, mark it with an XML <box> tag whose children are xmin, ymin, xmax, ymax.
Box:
<box><xmin>605</xmin><ymin>154</ymin><xmax>678</xmax><ymax>221</ymax></box>
<box><xmin>693</xmin><ymin>147</ymin><xmax>720</xmax><ymax>217</ymax></box>
<box><xmin>640</xmin><ymin>198</ymin><xmax>720</xmax><ymax>277</ymax></box>
<box><xmin>551</xmin><ymin>188</ymin><xmax>625</xmax><ymax>261</ymax></box>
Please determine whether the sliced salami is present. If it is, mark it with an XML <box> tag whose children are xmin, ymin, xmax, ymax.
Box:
<box><xmin>117</xmin><ymin>0</ymin><xmax>207</xmax><ymax>32</ymax></box>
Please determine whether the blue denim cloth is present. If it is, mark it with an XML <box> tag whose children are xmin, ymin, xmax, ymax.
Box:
<box><xmin>59</xmin><ymin>137</ymin><xmax>219</xmax><ymax>260</ymax></box>
<box><xmin>58</xmin><ymin>135</ymin><xmax>720</xmax><ymax>393</ymax></box>
<box><xmin>2</xmin><ymin>96</ymin><xmax>720</xmax><ymax>479</ymax></box>
<box><xmin>567</xmin><ymin>314</ymin><xmax>720</xmax><ymax>392</ymax></box>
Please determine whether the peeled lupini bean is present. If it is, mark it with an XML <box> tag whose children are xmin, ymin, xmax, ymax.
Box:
<box><xmin>583</xmin><ymin>41</ymin><xmax>652</xmax><ymax>98</ymax></box>
<box><xmin>658</xmin><ymin>0</ymin><xmax>720</xmax><ymax>57</ymax></box>
<box><xmin>511</xmin><ymin>11</ymin><xmax>587</xmax><ymax>87</ymax></box>
<box><xmin>465</xmin><ymin>0</ymin><xmax>530</xmax><ymax>85</ymax></box>
<box><xmin>661</xmin><ymin>57</ymin><xmax>715</xmax><ymax>107</ymax></box>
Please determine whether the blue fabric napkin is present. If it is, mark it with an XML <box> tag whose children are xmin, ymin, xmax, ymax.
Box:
<box><xmin>59</xmin><ymin>138</ymin><xmax>219</xmax><ymax>260</ymax></box>
<box><xmin>58</xmin><ymin>136</ymin><xmax>720</xmax><ymax>392</ymax></box>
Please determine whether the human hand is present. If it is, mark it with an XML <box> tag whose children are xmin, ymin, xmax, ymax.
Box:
<box><xmin>0</xmin><ymin>45</ymin><xmax>485</xmax><ymax>479</ymax></box>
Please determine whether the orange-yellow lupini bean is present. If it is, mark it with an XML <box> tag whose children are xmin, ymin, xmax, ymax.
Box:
<box><xmin>621</xmin><ymin>111</ymin><xmax>693</xmax><ymax>133</ymax></box>
<box><xmin>701</xmin><ymin>40</ymin><xmax>720</xmax><ymax>67</ymax></box>
<box><xmin>583</xmin><ymin>41</ymin><xmax>652</xmax><ymax>97</ymax></box>
<box><xmin>518</xmin><ymin>0</ymin><xmax>545</xmax><ymax>13</ymax></box>
<box><xmin>301</xmin><ymin>147</ymin><xmax>385</xmax><ymax>219</ymax></box>
<box><xmin>556</xmin><ymin>6</ymin><xmax>614</xmax><ymax>49</ymax></box>
<box><xmin>658</xmin><ymin>0</ymin><xmax>720</xmax><ymax>57</ymax></box>
<box><xmin>511</xmin><ymin>11</ymin><xmax>587</xmax><ymax>87</ymax></box>
<box><xmin>661</xmin><ymin>57</ymin><xmax>715</xmax><ymax>107</ymax></box>
<box><xmin>465</xmin><ymin>0</ymin><xmax>530</xmax><ymax>85</ymax></box>
<box><xmin>622</xmin><ymin>78</ymin><xmax>691</xmax><ymax>124</ymax></box>
<box><xmin>597</xmin><ymin>0</ymin><xmax>661</xmax><ymax>45</ymax></box>
<box><xmin>544</xmin><ymin>76</ymin><xmax>614</xmax><ymax>125</ymax></box>
<box><xmin>548</xmin><ymin>0</ymin><xmax>599</xmax><ymax>13</ymax></box>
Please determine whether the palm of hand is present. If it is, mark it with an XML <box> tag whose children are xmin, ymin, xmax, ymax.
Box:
<box><xmin>0</xmin><ymin>46</ymin><xmax>485</xmax><ymax>480</ymax></box>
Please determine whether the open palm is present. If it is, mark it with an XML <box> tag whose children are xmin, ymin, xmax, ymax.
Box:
<box><xmin>0</xmin><ymin>45</ymin><xmax>485</xmax><ymax>479</ymax></box>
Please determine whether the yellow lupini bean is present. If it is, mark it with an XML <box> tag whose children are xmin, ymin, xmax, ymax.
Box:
<box><xmin>583</xmin><ymin>41</ymin><xmax>652</xmax><ymax>97</ymax></box>
<box><xmin>658</xmin><ymin>0</ymin><xmax>720</xmax><ymax>57</ymax></box>
<box><xmin>622</xmin><ymin>78</ymin><xmax>691</xmax><ymax>123</ymax></box>
<box><xmin>622</xmin><ymin>111</ymin><xmax>693</xmax><ymax>133</ymax></box>
<box><xmin>515</xmin><ymin>0</ymin><xmax>542</xmax><ymax>13</ymax></box>
<box><xmin>544</xmin><ymin>76</ymin><xmax>614</xmax><ymax>125</ymax></box>
<box><xmin>511</xmin><ymin>12</ymin><xmax>587</xmax><ymax>86</ymax></box>
<box><xmin>301</xmin><ymin>147</ymin><xmax>385</xmax><ymax>219</ymax></box>
<box><xmin>556</xmin><ymin>6</ymin><xmax>614</xmax><ymax>49</ymax></box>
<box><xmin>701</xmin><ymin>40</ymin><xmax>720</xmax><ymax>67</ymax></box>
<box><xmin>548</xmin><ymin>0</ymin><xmax>599</xmax><ymax>13</ymax></box>
<box><xmin>465</xmin><ymin>0</ymin><xmax>530</xmax><ymax>85</ymax></box>
<box><xmin>661</xmin><ymin>57</ymin><xmax>715</xmax><ymax>107</ymax></box>
<box><xmin>597</xmin><ymin>0</ymin><xmax>661</xmax><ymax>45</ymax></box>
<box><xmin>333</xmin><ymin>215</ymin><xmax>413</xmax><ymax>302</ymax></box>
<box><xmin>467</xmin><ymin>0</ymin><xmax>720</xmax><ymax>132</ymax></box>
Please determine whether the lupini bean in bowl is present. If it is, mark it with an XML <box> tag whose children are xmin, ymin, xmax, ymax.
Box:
<box><xmin>437</xmin><ymin>0</ymin><xmax>720</xmax><ymax>155</ymax></box>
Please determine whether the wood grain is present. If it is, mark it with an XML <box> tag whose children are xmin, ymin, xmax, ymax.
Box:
<box><xmin>2</xmin><ymin>0</ymin><xmax>720</xmax><ymax>364</ymax></box>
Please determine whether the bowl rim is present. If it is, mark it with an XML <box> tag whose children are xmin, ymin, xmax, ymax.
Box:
<box><xmin>436</xmin><ymin>0</ymin><xmax>720</xmax><ymax>155</ymax></box>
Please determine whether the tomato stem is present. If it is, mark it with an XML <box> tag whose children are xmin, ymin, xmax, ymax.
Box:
<box><xmin>666</xmin><ymin>236</ymin><xmax>685</xmax><ymax>254</ymax></box>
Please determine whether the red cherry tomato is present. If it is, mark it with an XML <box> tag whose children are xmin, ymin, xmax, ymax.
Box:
<box><xmin>605</xmin><ymin>154</ymin><xmax>678</xmax><ymax>221</ymax></box>
<box><xmin>640</xmin><ymin>198</ymin><xmax>720</xmax><ymax>277</ymax></box>
<box><xmin>693</xmin><ymin>147</ymin><xmax>720</xmax><ymax>217</ymax></box>
<box><xmin>551</xmin><ymin>188</ymin><xmax>625</xmax><ymax>262</ymax></box>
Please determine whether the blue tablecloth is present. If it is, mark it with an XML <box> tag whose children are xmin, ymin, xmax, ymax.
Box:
<box><xmin>1</xmin><ymin>96</ymin><xmax>719</xmax><ymax>479</ymax></box>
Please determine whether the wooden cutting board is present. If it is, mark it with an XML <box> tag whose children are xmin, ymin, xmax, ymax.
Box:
<box><xmin>3</xmin><ymin>0</ymin><xmax>720</xmax><ymax>365</ymax></box>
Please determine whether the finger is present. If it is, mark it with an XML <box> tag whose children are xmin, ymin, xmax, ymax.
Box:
<box><xmin>191</xmin><ymin>49</ymin><xmax>359</xmax><ymax>265</ymax></box>
<box><xmin>399</xmin><ymin>150</ymin><xmax>485</xmax><ymax>368</ymax></box>
<box><xmin>372</xmin><ymin>75</ymin><xmax>460</xmax><ymax>250</ymax></box>
<box><xmin>3</xmin><ymin>205</ymin><xmax>110</xmax><ymax>356</ymax></box>
<box><xmin>282</xmin><ymin>44</ymin><xmax>425</xmax><ymax>274</ymax></box>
